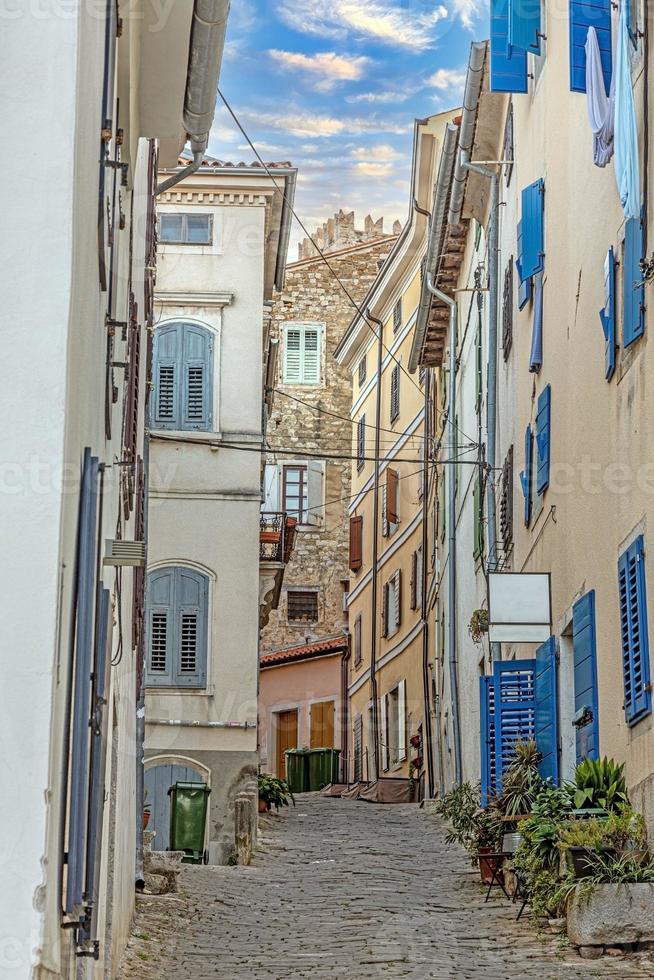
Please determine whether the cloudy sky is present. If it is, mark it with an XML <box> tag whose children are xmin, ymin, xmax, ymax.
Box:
<box><xmin>211</xmin><ymin>0</ymin><xmax>485</xmax><ymax>258</ymax></box>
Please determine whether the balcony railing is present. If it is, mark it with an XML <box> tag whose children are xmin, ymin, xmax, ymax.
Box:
<box><xmin>260</xmin><ymin>513</ymin><xmax>297</xmax><ymax>564</ymax></box>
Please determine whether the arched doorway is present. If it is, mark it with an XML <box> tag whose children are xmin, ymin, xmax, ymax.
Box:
<box><xmin>144</xmin><ymin>759</ymin><xmax>208</xmax><ymax>851</ymax></box>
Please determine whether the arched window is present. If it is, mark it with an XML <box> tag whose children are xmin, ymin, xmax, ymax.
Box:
<box><xmin>153</xmin><ymin>321</ymin><xmax>213</xmax><ymax>431</ymax></box>
<box><xmin>146</xmin><ymin>567</ymin><xmax>209</xmax><ymax>688</ymax></box>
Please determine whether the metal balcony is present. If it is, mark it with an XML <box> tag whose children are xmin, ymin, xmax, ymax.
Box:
<box><xmin>259</xmin><ymin>513</ymin><xmax>297</xmax><ymax>564</ymax></box>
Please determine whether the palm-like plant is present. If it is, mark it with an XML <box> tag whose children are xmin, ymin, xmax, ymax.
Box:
<box><xmin>501</xmin><ymin>740</ymin><xmax>542</xmax><ymax>816</ymax></box>
<box><xmin>570</xmin><ymin>757</ymin><xmax>628</xmax><ymax>811</ymax></box>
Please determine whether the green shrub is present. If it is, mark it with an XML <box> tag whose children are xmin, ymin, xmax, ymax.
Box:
<box><xmin>569</xmin><ymin>757</ymin><xmax>628</xmax><ymax>811</ymax></box>
<box><xmin>258</xmin><ymin>773</ymin><xmax>295</xmax><ymax>810</ymax></box>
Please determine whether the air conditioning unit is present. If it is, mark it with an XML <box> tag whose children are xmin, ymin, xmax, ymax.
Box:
<box><xmin>103</xmin><ymin>540</ymin><xmax>146</xmax><ymax>567</ymax></box>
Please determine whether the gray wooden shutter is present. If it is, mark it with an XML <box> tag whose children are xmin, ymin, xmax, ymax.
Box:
<box><xmin>394</xmin><ymin>570</ymin><xmax>402</xmax><ymax>628</ymax></box>
<box><xmin>174</xmin><ymin>568</ymin><xmax>208</xmax><ymax>687</ymax></box>
<box><xmin>182</xmin><ymin>323</ymin><xmax>212</xmax><ymax>430</ymax></box>
<box><xmin>146</xmin><ymin>568</ymin><xmax>175</xmax><ymax>687</ymax></box>
<box><xmin>381</xmin><ymin>583</ymin><xmax>388</xmax><ymax>637</ymax></box>
<box><xmin>66</xmin><ymin>449</ymin><xmax>100</xmax><ymax>915</ymax></box>
<box><xmin>153</xmin><ymin>324</ymin><xmax>180</xmax><ymax>429</ymax></box>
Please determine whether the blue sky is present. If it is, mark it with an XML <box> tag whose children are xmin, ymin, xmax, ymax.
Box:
<box><xmin>211</xmin><ymin>1</ymin><xmax>486</xmax><ymax>258</ymax></box>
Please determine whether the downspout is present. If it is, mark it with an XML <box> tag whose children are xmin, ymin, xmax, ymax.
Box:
<box><xmin>448</xmin><ymin>40</ymin><xmax>502</xmax><ymax>662</ymax></box>
<box><xmin>427</xmin><ymin>278</ymin><xmax>463</xmax><ymax>788</ymax></box>
<box><xmin>367</xmin><ymin>308</ymin><xmax>384</xmax><ymax>780</ymax></box>
<box><xmin>341</xmin><ymin>635</ymin><xmax>351</xmax><ymax>783</ymax></box>
<box><xmin>156</xmin><ymin>0</ymin><xmax>230</xmax><ymax>195</ymax></box>
<box><xmin>421</xmin><ymin>371</ymin><xmax>435</xmax><ymax>798</ymax></box>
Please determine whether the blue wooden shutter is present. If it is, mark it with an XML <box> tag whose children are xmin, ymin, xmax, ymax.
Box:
<box><xmin>572</xmin><ymin>590</ymin><xmax>600</xmax><ymax>762</ymax></box>
<box><xmin>618</xmin><ymin>536</ymin><xmax>652</xmax><ymax>725</ymax></box>
<box><xmin>599</xmin><ymin>247</ymin><xmax>616</xmax><ymax>380</ymax></box>
<box><xmin>623</xmin><ymin>214</ymin><xmax>645</xmax><ymax>348</ymax></box>
<box><xmin>520</xmin><ymin>423</ymin><xmax>533</xmax><ymax>525</ymax></box>
<box><xmin>510</xmin><ymin>0</ymin><xmax>542</xmax><ymax>52</ymax></box>
<box><xmin>493</xmin><ymin>660</ymin><xmax>537</xmax><ymax>791</ymax></box>
<box><xmin>480</xmin><ymin>675</ymin><xmax>497</xmax><ymax>804</ymax></box>
<box><xmin>569</xmin><ymin>0</ymin><xmax>612</xmax><ymax>94</ymax></box>
<box><xmin>491</xmin><ymin>0</ymin><xmax>529</xmax><ymax>93</ymax></box>
<box><xmin>146</xmin><ymin>568</ymin><xmax>174</xmax><ymax>687</ymax></box>
<box><xmin>174</xmin><ymin>568</ymin><xmax>208</xmax><ymax>687</ymax></box>
<box><xmin>82</xmin><ymin>586</ymin><xmax>112</xmax><ymax>937</ymax></box>
<box><xmin>182</xmin><ymin>324</ymin><xmax>212</xmax><ymax>430</ymax></box>
<box><xmin>520</xmin><ymin>179</ymin><xmax>545</xmax><ymax>280</ymax></box>
<box><xmin>516</xmin><ymin>222</ymin><xmax>533</xmax><ymax>309</ymax></box>
<box><xmin>535</xmin><ymin>637</ymin><xmax>559</xmax><ymax>783</ymax></box>
<box><xmin>153</xmin><ymin>324</ymin><xmax>181</xmax><ymax>429</ymax></box>
<box><xmin>66</xmin><ymin>449</ymin><xmax>99</xmax><ymax>915</ymax></box>
<box><xmin>535</xmin><ymin>384</ymin><xmax>551</xmax><ymax>495</ymax></box>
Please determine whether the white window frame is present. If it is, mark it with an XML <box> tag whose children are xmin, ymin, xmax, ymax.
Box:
<box><xmin>276</xmin><ymin>458</ymin><xmax>325</xmax><ymax>528</ymax></box>
<box><xmin>386</xmin><ymin>680</ymin><xmax>407</xmax><ymax>768</ymax></box>
<box><xmin>282</xmin><ymin>322</ymin><xmax>323</xmax><ymax>385</ymax></box>
<box><xmin>159</xmin><ymin>212</ymin><xmax>213</xmax><ymax>245</ymax></box>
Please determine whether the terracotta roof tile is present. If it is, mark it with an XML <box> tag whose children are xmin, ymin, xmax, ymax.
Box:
<box><xmin>260</xmin><ymin>635</ymin><xmax>347</xmax><ymax>667</ymax></box>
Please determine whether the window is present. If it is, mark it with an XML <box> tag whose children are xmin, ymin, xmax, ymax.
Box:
<box><xmin>390</xmin><ymin>364</ymin><xmax>400</xmax><ymax>422</ymax></box>
<box><xmin>146</xmin><ymin>567</ymin><xmax>209</xmax><ymax>688</ymax></box>
<box><xmin>358</xmin><ymin>354</ymin><xmax>367</xmax><ymax>387</ymax></box>
<box><xmin>521</xmin><ymin>424</ymin><xmax>534</xmax><ymax>526</ymax></box>
<box><xmin>349</xmin><ymin>515</ymin><xmax>363</xmax><ymax>572</ymax></box>
<box><xmin>283</xmin><ymin>324</ymin><xmax>321</xmax><ymax>384</ymax></box>
<box><xmin>503</xmin><ymin>103</ymin><xmax>514</xmax><ymax>187</ymax></box>
<box><xmin>600</xmin><ymin>247</ymin><xmax>617</xmax><ymax>380</ymax></box>
<box><xmin>357</xmin><ymin>415</ymin><xmax>366</xmax><ymax>471</ymax></box>
<box><xmin>623</xmin><ymin>213</ymin><xmax>645</xmax><ymax>348</ymax></box>
<box><xmin>382</xmin><ymin>570</ymin><xmax>402</xmax><ymax>638</ymax></box>
<box><xmin>618</xmin><ymin>535</ymin><xmax>652</xmax><ymax>726</ymax></box>
<box><xmin>535</xmin><ymin>384</ymin><xmax>551</xmax><ymax>496</ymax></box>
<box><xmin>500</xmin><ymin>446</ymin><xmax>514</xmax><ymax>551</ymax></box>
<box><xmin>382</xmin><ymin>681</ymin><xmax>407</xmax><ymax>769</ymax></box>
<box><xmin>502</xmin><ymin>258</ymin><xmax>514</xmax><ymax>360</ymax></box>
<box><xmin>287</xmin><ymin>590</ymin><xmax>319</xmax><ymax>624</ymax></box>
<box><xmin>393</xmin><ymin>298</ymin><xmax>402</xmax><ymax>334</ymax></box>
<box><xmin>410</xmin><ymin>547</ymin><xmax>423</xmax><ymax>611</ymax></box>
<box><xmin>153</xmin><ymin>321</ymin><xmax>213</xmax><ymax>431</ymax></box>
<box><xmin>386</xmin><ymin>468</ymin><xmax>399</xmax><ymax>526</ymax></box>
<box><xmin>518</xmin><ymin>179</ymin><xmax>545</xmax><ymax>283</ymax></box>
<box><xmin>354</xmin><ymin>614</ymin><xmax>362</xmax><ymax>667</ymax></box>
<box><xmin>282</xmin><ymin>462</ymin><xmax>324</xmax><ymax>526</ymax></box>
<box><xmin>160</xmin><ymin>213</ymin><xmax>212</xmax><ymax>245</ymax></box>
<box><xmin>569</xmin><ymin>0</ymin><xmax>612</xmax><ymax>94</ymax></box>
<box><xmin>490</xmin><ymin>0</ymin><xmax>528</xmax><ymax>93</ymax></box>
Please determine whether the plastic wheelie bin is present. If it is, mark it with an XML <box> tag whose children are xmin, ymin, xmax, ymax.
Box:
<box><xmin>284</xmin><ymin>748</ymin><xmax>309</xmax><ymax>794</ymax></box>
<box><xmin>307</xmin><ymin>748</ymin><xmax>342</xmax><ymax>790</ymax></box>
<box><xmin>168</xmin><ymin>781</ymin><xmax>211</xmax><ymax>864</ymax></box>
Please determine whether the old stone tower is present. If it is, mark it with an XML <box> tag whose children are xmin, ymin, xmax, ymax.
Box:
<box><xmin>261</xmin><ymin>213</ymin><xmax>398</xmax><ymax>654</ymax></box>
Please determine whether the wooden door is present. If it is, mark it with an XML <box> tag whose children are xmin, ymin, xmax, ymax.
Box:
<box><xmin>276</xmin><ymin>710</ymin><xmax>298</xmax><ymax>779</ymax></box>
<box><xmin>310</xmin><ymin>700</ymin><xmax>335</xmax><ymax>748</ymax></box>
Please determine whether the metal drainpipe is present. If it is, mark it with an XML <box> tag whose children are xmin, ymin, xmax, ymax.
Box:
<box><xmin>461</xmin><ymin>156</ymin><xmax>501</xmax><ymax>663</ymax></box>
<box><xmin>427</xmin><ymin>277</ymin><xmax>463</xmax><ymax>788</ymax></box>
<box><xmin>421</xmin><ymin>371</ymin><xmax>435</xmax><ymax>798</ymax></box>
<box><xmin>341</xmin><ymin>635</ymin><xmax>351</xmax><ymax>783</ymax></box>
<box><xmin>367</xmin><ymin>308</ymin><xmax>384</xmax><ymax>780</ymax></box>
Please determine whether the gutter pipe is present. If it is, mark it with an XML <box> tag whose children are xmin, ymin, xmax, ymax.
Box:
<box><xmin>420</xmin><ymin>370</ymin><xmax>435</xmax><ymax>798</ymax></box>
<box><xmin>367</xmin><ymin>307</ymin><xmax>384</xmax><ymax>780</ymax></box>
<box><xmin>427</xmin><ymin>277</ymin><xmax>463</xmax><ymax>788</ymax></box>
<box><xmin>156</xmin><ymin>0</ymin><xmax>230</xmax><ymax>195</ymax></box>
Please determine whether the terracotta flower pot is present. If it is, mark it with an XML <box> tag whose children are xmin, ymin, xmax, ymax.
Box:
<box><xmin>478</xmin><ymin>846</ymin><xmax>501</xmax><ymax>885</ymax></box>
<box><xmin>143</xmin><ymin>810</ymin><xmax>151</xmax><ymax>830</ymax></box>
<box><xmin>258</xmin><ymin>799</ymin><xmax>270</xmax><ymax>814</ymax></box>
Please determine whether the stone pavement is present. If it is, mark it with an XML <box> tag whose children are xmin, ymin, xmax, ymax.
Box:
<box><xmin>118</xmin><ymin>794</ymin><xmax>652</xmax><ymax>979</ymax></box>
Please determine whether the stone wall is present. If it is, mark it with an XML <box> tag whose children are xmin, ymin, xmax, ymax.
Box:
<box><xmin>298</xmin><ymin>209</ymin><xmax>401</xmax><ymax>260</ymax></box>
<box><xmin>261</xmin><ymin>236</ymin><xmax>396</xmax><ymax>653</ymax></box>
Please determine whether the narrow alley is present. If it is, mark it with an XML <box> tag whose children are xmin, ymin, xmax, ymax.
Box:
<box><xmin>119</xmin><ymin>796</ymin><xmax>648</xmax><ymax>979</ymax></box>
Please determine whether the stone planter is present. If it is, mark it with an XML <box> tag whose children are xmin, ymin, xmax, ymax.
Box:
<box><xmin>568</xmin><ymin>884</ymin><xmax>654</xmax><ymax>947</ymax></box>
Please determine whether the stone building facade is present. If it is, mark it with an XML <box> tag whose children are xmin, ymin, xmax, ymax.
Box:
<box><xmin>261</xmin><ymin>224</ymin><xmax>397</xmax><ymax>656</ymax></box>
<box><xmin>298</xmin><ymin>209</ymin><xmax>401</xmax><ymax>260</ymax></box>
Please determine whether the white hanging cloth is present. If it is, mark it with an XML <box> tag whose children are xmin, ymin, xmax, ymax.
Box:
<box><xmin>614</xmin><ymin>0</ymin><xmax>641</xmax><ymax>218</ymax></box>
<box><xmin>585</xmin><ymin>26</ymin><xmax>615</xmax><ymax>168</ymax></box>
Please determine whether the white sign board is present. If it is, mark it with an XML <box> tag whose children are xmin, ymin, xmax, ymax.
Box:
<box><xmin>488</xmin><ymin>572</ymin><xmax>551</xmax><ymax>643</ymax></box>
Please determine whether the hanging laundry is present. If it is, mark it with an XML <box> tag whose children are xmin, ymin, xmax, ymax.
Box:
<box><xmin>529</xmin><ymin>273</ymin><xmax>544</xmax><ymax>373</ymax></box>
<box><xmin>614</xmin><ymin>0</ymin><xmax>640</xmax><ymax>219</ymax></box>
<box><xmin>585</xmin><ymin>26</ymin><xmax>615</xmax><ymax>167</ymax></box>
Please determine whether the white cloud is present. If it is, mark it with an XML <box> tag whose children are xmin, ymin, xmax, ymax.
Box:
<box><xmin>450</xmin><ymin>0</ymin><xmax>484</xmax><ymax>29</ymax></box>
<box><xmin>354</xmin><ymin>161</ymin><xmax>396</xmax><ymax>177</ymax></box>
<box><xmin>243</xmin><ymin>110</ymin><xmax>411</xmax><ymax>138</ymax></box>
<box><xmin>350</xmin><ymin>144</ymin><xmax>403</xmax><ymax>162</ymax></box>
<box><xmin>277</xmin><ymin>0</ymin><xmax>449</xmax><ymax>50</ymax></box>
<box><xmin>347</xmin><ymin>88</ymin><xmax>412</xmax><ymax>105</ymax></box>
<box><xmin>426</xmin><ymin>67</ymin><xmax>467</xmax><ymax>91</ymax></box>
<box><xmin>268</xmin><ymin>50</ymin><xmax>371</xmax><ymax>92</ymax></box>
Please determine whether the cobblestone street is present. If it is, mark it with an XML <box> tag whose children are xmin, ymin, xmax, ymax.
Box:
<box><xmin>119</xmin><ymin>795</ymin><xmax>651</xmax><ymax>979</ymax></box>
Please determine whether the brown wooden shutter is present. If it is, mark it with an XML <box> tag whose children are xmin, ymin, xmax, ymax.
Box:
<box><xmin>349</xmin><ymin>515</ymin><xmax>363</xmax><ymax>571</ymax></box>
<box><xmin>390</xmin><ymin>364</ymin><xmax>400</xmax><ymax>421</ymax></box>
<box><xmin>395</xmin><ymin>570</ymin><xmax>402</xmax><ymax>628</ymax></box>
<box><xmin>410</xmin><ymin>551</ymin><xmax>418</xmax><ymax>610</ymax></box>
<box><xmin>381</xmin><ymin>583</ymin><xmax>388</xmax><ymax>637</ymax></box>
<box><xmin>132</xmin><ymin>457</ymin><xmax>146</xmax><ymax>670</ymax></box>
<box><xmin>500</xmin><ymin>445</ymin><xmax>514</xmax><ymax>552</ymax></box>
<box><xmin>386</xmin><ymin>468</ymin><xmax>399</xmax><ymax>525</ymax></box>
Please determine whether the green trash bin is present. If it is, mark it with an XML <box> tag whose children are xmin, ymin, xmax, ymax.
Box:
<box><xmin>168</xmin><ymin>781</ymin><xmax>211</xmax><ymax>864</ymax></box>
<box><xmin>284</xmin><ymin>748</ymin><xmax>309</xmax><ymax>794</ymax></box>
<box><xmin>307</xmin><ymin>748</ymin><xmax>342</xmax><ymax>791</ymax></box>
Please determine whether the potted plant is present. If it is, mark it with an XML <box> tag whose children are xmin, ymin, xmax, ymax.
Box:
<box><xmin>500</xmin><ymin>740</ymin><xmax>542</xmax><ymax>817</ymax></box>
<box><xmin>559</xmin><ymin>804</ymin><xmax>648</xmax><ymax>878</ymax></box>
<box><xmin>468</xmin><ymin>608</ymin><xmax>489</xmax><ymax>644</ymax></box>
<box><xmin>409</xmin><ymin>733</ymin><xmax>422</xmax><ymax>750</ymax></box>
<box><xmin>567</xmin><ymin>756</ymin><xmax>628</xmax><ymax>812</ymax></box>
<box><xmin>473</xmin><ymin>808</ymin><xmax>504</xmax><ymax>884</ymax></box>
<box><xmin>143</xmin><ymin>790</ymin><xmax>151</xmax><ymax>830</ymax></box>
<box><xmin>258</xmin><ymin>773</ymin><xmax>295</xmax><ymax>813</ymax></box>
<box><xmin>566</xmin><ymin>852</ymin><xmax>654</xmax><ymax>948</ymax></box>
